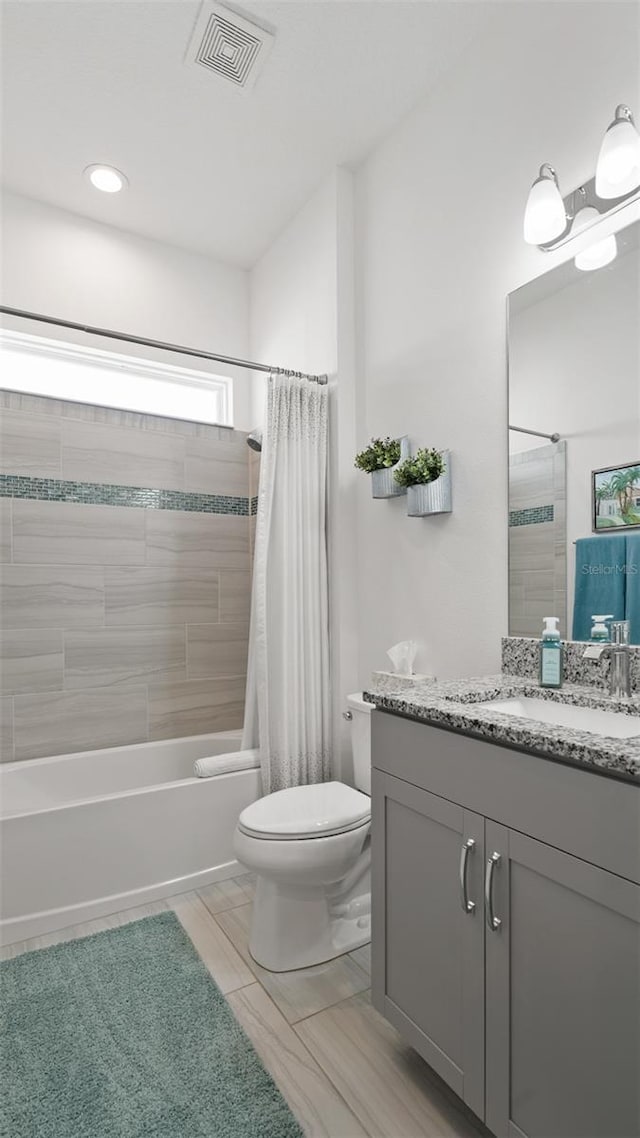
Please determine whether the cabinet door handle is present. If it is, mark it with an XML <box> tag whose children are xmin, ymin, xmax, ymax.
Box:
<box><xmin>485</xmin><ymin>852</ymin><xmax>502</xmax><ymax>931</ymax></box>
<box><xmin>459</xmin><ymin>838</ymin><xmax>476</xmax><ymax>913</ymax></box>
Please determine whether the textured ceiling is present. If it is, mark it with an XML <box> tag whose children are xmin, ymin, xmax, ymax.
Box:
<box><xmin>1</xmin><ymin>0</ymin><xmax>491</xmax><ymax>267</ymax></box>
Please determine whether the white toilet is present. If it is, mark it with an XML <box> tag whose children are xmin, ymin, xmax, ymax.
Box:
<box><xmin>234</xmin><ymin>693</ymin><xmax>373</xmax><ymax>972</ymax></box>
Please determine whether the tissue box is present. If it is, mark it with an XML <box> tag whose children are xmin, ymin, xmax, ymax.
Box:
<box><xmin>369</xmin><ymin>670</ymin><xmax>436</xmax><ymax>697</ymax></box>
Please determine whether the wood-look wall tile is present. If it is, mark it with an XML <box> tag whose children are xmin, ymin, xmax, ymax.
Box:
<box><xmin>64</xmin><ymin>626</ymin><xmax>186</xmax><ymax>689</ymax></box>
<box><xmin>13</xmin><ymin>686</ymin><xmax>148</xmax><ymax>761</ymax></box>
<box><xmin>249</xmin><ymin>449</ymin><xmax>260</xmax><ymax>499</ymax></box>
<box><xmin>0</xmin><ymin>565</ymin><xmax>104</xmax><ymax>628</ymax></box>
<box><xmin>61</xmin><ymin>420</ymin><xmax>185</xmax><ymax>490</ymax></box>
<box><xmin>12</xmin><ymin>499</ymin><xmax>146</xmax><ymax>564</ymax></box>
<box><xmin>0</xmin><ymin>391</ymin><xmax>65</xmax><ymax>417</ymax></box>
<box><xmin>139</xmin><ymin>412</ymin><xmax>199</xmax><ymax>437</ymax></box>
<box><xmin>145</xmin><ymin>511</ymin><xmax>248</xmax><ymax>569</ymax></box>
<box><xmin>184</xmin><ymin>436</ymin><xmax>249</xmax><ymax>496</ymax></box>
<box><xmin>105</xmin><ymin>566</ymin><xmax>219</xmax><ymax>626</ymax></box>
<box><xmin>219</xmin><ymin>570</ymin><xmax>251</xmax><ymax>623</ymax></box>
<box><xmin>199</xmin><ymin>429</ymin><xmax>247</xmax><ymax>459</ymax></box>
<box><xmin>0</xmin><ymin>629</ymin><xmax>63</xmax><ymax>694</ymax></box>
<box><xmin>0</xmin><ymin>411</ymin><xmax>61</xmax><ymax>477</ymax></box>
<box><xmin>0</xmin><ymin>499</ymin><xmax>11</xmax><ymax>562</ymax></box>
<box><xmin>0</xmin><ymin>697</ymin><xmax>13</xmax><ymax>762</ymax></box>
<box><xmin>187</xmin><ymin>623</ymin><xmax>249</xmax><ymax>679</ymax></box>
<box><xmin>60</xmin><ymin>401</ymin><xmax>217</xmax><ymax>439</ymax></box>
<box><xmin>61</xmin><ymin>402</ymin><xmax>148</xmax><ymax>430</ymax></box>
<box><xmin>143</xmin><ymin>416</ymin><xmax>223</xmax><ymax>440</ymax></box>
<box><xmin>148</xmin><ymin>676</ymin><xmax>245</xmax><ymax>740</ymax></box>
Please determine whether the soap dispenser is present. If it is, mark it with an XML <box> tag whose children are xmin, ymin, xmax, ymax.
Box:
<box><xmin>590</xmin><ymin>615</ymin><xmax>614</xmax><ymax>643</ymax></box>
<box><xmin>540</xmin><ymin>616</ymin><xmax>563</xmax><ymax>689</ymax></box>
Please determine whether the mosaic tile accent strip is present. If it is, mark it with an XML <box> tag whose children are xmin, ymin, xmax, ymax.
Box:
<box><xmin>250</xmin><ymin>495</ymin><xmax>258</xmax><ymax>516</ymax></box>
<box><xmin>0</xmin><ymin>475</ymin><xmax>250</xmax><ymax>516</ymax></box>
<box><xmin>509</xmin><ymin>505</ymin><xmax>554</xmax><ymax>527</ymax></box>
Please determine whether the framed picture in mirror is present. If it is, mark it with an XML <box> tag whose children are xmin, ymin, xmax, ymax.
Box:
<box><xmin>592</xmin><ymin>461</ymin><xmax>640</xmax><ymax>532</ymax></box>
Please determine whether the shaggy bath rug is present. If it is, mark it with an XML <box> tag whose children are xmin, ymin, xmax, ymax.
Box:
<box><xmin>0</xmin><ymin>911</ymin><xmax>303</xmax><ymax>1137</ymax></box>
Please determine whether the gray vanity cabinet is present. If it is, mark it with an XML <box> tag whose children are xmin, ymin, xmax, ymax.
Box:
<box><xmin>371</xmin><ymin>769</ymin><xmax>486</xmax><ymax>1119</ymax></box>
<box><xmin>485</xmin><ymin>822</ymin><xmax>640</xmax><ymax>1138</ymax></box>
<box><xmin>371</xmin><ymin>710</ymin><xmax>640</xmax><ymax>1138</ymax></box>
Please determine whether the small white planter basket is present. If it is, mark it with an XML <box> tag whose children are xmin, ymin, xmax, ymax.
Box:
<box><xmin>406</xmin><ymin>451</ymin><xmax>452</xmax><ymax>517</ymax></box>
<box><xmin>371</xmin><ymin>436</ymin><xmax>410</xmax><ymax>498</ymax></box>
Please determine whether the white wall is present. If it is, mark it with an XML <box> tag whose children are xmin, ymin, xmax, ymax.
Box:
<box><xmin>0</xmin><ymin>191</ymin><xmax>252</xmax><ymax>427</ymax></box>
<box><xmin>249</xmin><ymin>170</ymin><xmax>360</xmax><ymax>779</ymax></box>
<box><xmin>354</xmin><ymin>1</ymin><xmax>640</xmax><ymax>681</ymax></box>
<box><xmin>249</xmin><ymin>174</ymin><xmax>340</xmax><ymax>425</ymax></box>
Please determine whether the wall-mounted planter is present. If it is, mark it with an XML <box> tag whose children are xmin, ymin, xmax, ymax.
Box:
<box><xmin>371</xmin><ymin>436</ymin><xmax>410</xmax><ymax>498</ymax></box>
<box><xmin>406</xmin><ymin>452</ymin><xmax>452</xmax><ymax>517</ymax></box>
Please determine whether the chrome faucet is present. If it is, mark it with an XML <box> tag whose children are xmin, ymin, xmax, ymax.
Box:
<box><xmin>609</xmin><ymin>621</ymin><xmax>632</xmax><ymax>700</ymax></box>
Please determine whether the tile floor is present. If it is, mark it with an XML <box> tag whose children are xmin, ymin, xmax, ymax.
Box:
<box><xmin>2</xmin><ymin>874</ymin><xmax>488</xmax><ymax>1138</ymax></box>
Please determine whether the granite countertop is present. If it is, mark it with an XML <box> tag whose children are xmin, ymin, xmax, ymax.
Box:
<box><xmin>364</xmin><ymin>675</ymin><xmax>640</xmax><ymax>783</ymax></box>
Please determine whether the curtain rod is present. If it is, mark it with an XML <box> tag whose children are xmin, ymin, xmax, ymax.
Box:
<box><xmin>0</xmin><ymin>305</ymin><xmax>328</xmax><ymax>385</ymax></box>
<box><xmin>509</xmin><ymin>424</ymin><xmax>561</xmax><ymax>443</ymax></box>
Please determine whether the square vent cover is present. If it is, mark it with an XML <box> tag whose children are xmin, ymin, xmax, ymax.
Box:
<box><xmin>186</xmin><ymin>3</ymin><xmax>274</xmax><ymax>93</ymax></box>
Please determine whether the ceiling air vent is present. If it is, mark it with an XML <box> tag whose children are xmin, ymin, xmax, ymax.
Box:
<box><xmin>186</xmin><ymin>3</ymin><xmax>274</xmax><ymax>93</ymax></box>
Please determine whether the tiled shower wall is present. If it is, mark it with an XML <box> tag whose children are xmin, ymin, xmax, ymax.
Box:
<box><xmin>508</xmin><ymin>442</ymin><xmax>567</xmax><ymax>639</ymax></box>
<box><xmin>0</xmin><ymin>390</ymin><xmax>259</xmax><ymax>762</ymax></box>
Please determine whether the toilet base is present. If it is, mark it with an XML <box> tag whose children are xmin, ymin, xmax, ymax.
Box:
<box><xmin>249</xmin><ymin>873</ymin><xmax>371</xmax><ymax>972</ymax></box>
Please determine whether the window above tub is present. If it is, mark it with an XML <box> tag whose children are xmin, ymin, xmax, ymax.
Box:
<box><xmin>0</xmin><ymin>330</ymin><xmax>234</xmax><ymax>427</ymax></box>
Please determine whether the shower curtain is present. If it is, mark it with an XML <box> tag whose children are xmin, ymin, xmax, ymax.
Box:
<box><xmin>242</xmin><ymin>373</ymin><xmax>331</xmax><ymax>794</ymax></box>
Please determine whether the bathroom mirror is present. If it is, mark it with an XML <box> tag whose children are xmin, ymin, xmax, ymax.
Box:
<box><xmin>507</xmin><ymin>219</ymin><xmax>640</xmax><ymax>644</ymax></box>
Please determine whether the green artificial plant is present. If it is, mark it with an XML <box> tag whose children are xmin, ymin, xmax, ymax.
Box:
<box><xmin>393</xmin><ymin>448</ymin><xmax>445</xmax><ymax>488</ymax></box>
<box><xmin>354</xmin><ymin>437</ymin><xmax>402</xmax><ymax>474</ymax></box>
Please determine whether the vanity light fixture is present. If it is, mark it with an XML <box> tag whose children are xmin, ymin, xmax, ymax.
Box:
<box><xmin>525</xmin><ymin>103</ymin><xmax>640</xmax><ymax>253</ymax></box>
<box><xmin>523</xmin><ymin>165</ymin><xmax>567</xmax><ymax>245</ymax></box>
<box><xmin>84</xmin><ymin>164</ymin><xmax>128</xmax><ymax>193</ymax></box>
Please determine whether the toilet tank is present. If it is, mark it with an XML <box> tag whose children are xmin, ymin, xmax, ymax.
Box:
<box><xmin>346</xmin><ymin>692</ymin><xmax>373</xmax><ymax>796</ymax></box>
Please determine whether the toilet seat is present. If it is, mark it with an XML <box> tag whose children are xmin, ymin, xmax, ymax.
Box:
<box><xmin>238</xmin><ymin>781</ymin><xmax>371</xmax><ymax>841</ymax></box>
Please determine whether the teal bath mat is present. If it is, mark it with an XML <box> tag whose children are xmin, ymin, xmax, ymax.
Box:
<box><xmin>1</xmin><ymin>912</ymin><xmax>303</xmax><ymax>1138</ymax></box>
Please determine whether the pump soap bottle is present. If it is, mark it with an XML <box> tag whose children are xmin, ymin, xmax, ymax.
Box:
<box><xmin>540</xmin><ymin>616</ymin><xmax>563</xmax><ymax>689</ymax></box>
<box><xmin>590</xmin><ymin>615</ymin><xmax>614</xmax><ymax>643</ymax></box>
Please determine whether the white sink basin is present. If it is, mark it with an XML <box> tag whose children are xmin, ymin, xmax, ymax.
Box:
<box><xmin>476</xmin><ymin>697</ymin><xmax>640</xmax><ymax>740</ymax></box>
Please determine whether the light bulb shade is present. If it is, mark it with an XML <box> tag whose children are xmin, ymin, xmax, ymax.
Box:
<box><xmin>523</xmin><ymin>169</ymin><xmax>567</xmax><ymax>245</ymax></box>
<box><xmin>595</xmin><ymin>108</ymin><xmax>640</xmax><ymax>198</ymax></box>
<box><xmin>574</xmin><ymin>232</ymin><xmax>617</xmax><ymax>271</ymax></box>
<box><xmin>572</xmin><ymin>206</ymin><xmax>617</xmax><ymax>271</ymax></box>
<box><xmin>572</xmin><ymin>205</ymin><xmax>600</xmax><ymax>233</ymax></box>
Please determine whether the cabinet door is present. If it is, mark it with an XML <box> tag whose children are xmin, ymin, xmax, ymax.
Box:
<box><xmin>371</xmin><ymin>769</ymin><xmax>485</xmax><ymax>1119</ymax></box>
<box><xmin>485</xmin><ymin>822</ymin><xmax>640</xmax><ymax>1138</ymax></box>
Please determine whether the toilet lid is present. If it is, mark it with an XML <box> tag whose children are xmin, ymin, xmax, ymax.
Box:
<box><xmin>238</xmin><ymin>781</ymin><xmax>371</xmax><ymax>840</ymax></box>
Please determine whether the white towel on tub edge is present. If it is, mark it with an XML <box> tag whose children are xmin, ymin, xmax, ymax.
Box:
<box><xmin>194</xmin><ymin>748</ymin><xmax>260</xmax><ymax>779</ymax></box>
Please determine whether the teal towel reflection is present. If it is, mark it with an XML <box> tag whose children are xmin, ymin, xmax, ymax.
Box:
<box><xmin>572</xmin><ymin>535</ymin><xmax>626</xmax><ymax>641</ymax></box>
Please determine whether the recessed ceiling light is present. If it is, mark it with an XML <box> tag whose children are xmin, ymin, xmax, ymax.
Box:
<box><xmin>84</xmin><ymin>164</ymin><xmax>128</xmax><ymax>193</ymax></box>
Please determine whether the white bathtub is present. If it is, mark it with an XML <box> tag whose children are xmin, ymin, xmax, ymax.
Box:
<box><xmin>0</xmin><ymin>731</ymin><xmax>261</xmax><ymax>945</ymax></box>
